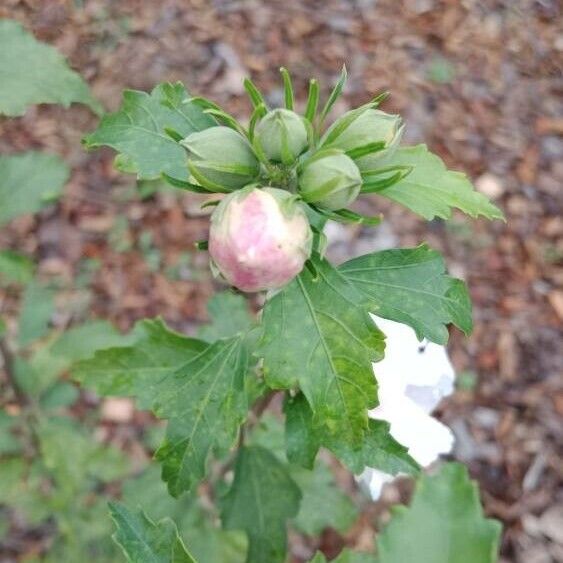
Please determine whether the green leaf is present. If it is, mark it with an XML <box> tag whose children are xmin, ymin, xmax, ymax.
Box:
<box><xmin>18</xmin><ymin>281</ymin><xmax>55</xmax><ymax>347</ymax></box>
<box><xmin>0</xmin><ymin>20</ymin><xmax>101</xmax><ymax>116</ymax></box>
<box><xmin>109</xmin><ymin>502</ymin><xmax>195</xmax><ymax>563</ymax></box>
<box><xmin>284</xmin><ymin>393</ymin><xmax>320</xmax><ymax>469</ymax></box>
<box><xmin>0</xmin><ymin>250</ymin><xmax>34</xmax><ymax>285</ymax></box>
<box><xmin>83</xmin><ymin>82</ymin><xmax>215</xmax><ymax>179</ymax></box>
<box><xmin>75</xmin><ymin>320</ymin><xmax>250</xmax><ymax>496</ymax></box>
<box><xmin>248</xmin><ymin>413</ymin><xmax>357</xmax><ymax>537</ymax></box>
<box><xmin>258</xmin><ymin>255</ymin><xmax>384</xmax><ymax>445</ymax></box>
<box><xmin>155</xmin><ymin>336</ymin><xmax>249</xmax><ymax>496</ymax></box>
<box><xmin>326</xmin><ymin>419</ymin><xmax>419</xmax><ymax>477</ymax></box>
<box><xmin>375</xmin><ymin>463</ymin><xmax>501</xmax><ymax>563</ymax></box>
<box><xmin>292</xmin><ymin>462</ymin><xmax>357</xmax><ymax>536</ymax></box>
<box><xmin>284</xmin><ymin>395</ymin><xmax>418</xmax><ymax>477</ymax></box>
<box><xmin>73</xmin><ymin>318</ymin><xmax>207</xmax><ymax>409</ymax></box>
<box><xmin>340</xmin><ymin>244</ymin><xmax>472</xmax><ymax>344</ymax></box>
<box><xmin>198</xmin><ymin>291</ymin><xmax>254</xmax><ymax>342</ymax></box>
<box><xmin>222</xmin><ymin>446</ymin><xmax>302</xmax><ymax>563</ymax></box>
<box><xmin>0</xmin><ymin>152</ymin><xmax>69</xmax><ymax>226</ymax></box>
<box><xmin>372</xmin><ymin>145</ymin><xmax>504</xmax><ymax>221</ymax></box>
<box><xmin>123</xmin><ymin>466</ymin><xmax>247</xmax><ymax>563</ymax></box>
<box><xmin>50</xmin><ymin>320</ymin><xmax>130</xmax><ymax>363</ymax></box>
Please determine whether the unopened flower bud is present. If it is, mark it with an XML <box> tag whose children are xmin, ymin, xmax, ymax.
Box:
<box><xmin>322</xmin><ymin>109</ymin><xmax>404</xmax><ymax>170</ymax></box>
<box><xmin>298</xmin><ymin>151</ymin><xmax>362</xmax><ymax>210</ymax></box>
<box><xmin>255</xmin><ymin>109</ymin><xmax>308</xmax><ymax>164</ymax></box>
<box><xmin>209</xmin><ymin>187</ymin><xmax>312</xmax><ymax>292</ymax></box>
<box><xmin>180</xmin><ymin>126</ymin><xmax>260</xmax><ymax>190</ymax></box>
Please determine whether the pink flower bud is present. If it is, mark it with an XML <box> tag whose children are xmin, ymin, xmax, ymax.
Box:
<box><xmin>209</xmin><ymin>187</ymin><xmax>312</xmax><ymax>292</ymax></box>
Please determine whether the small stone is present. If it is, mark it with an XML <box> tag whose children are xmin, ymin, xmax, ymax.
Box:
<box><xmin>538</xmin><ymin>505</ymin><xmax>563</xmax><ymax>544</ymax></box>
<box><xmin>476</xmin><ymin>173</ymin><xmax>504</xmax><ymax>200</ymax></box>
<box><xmin>101</xmin><ymin>397</ymin><xmax>135</xmax><ymax>423</ymax></box>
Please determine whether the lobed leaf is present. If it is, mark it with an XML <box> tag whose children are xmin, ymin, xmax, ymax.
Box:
<box><xmin>340</xmin><ymin>244</ymin><xmax>472</xmax><ymax>344</ymax></box>
<box><xmin>371</xmin><ymin>145</ymin><xmax>504</xmax><ymax>221</ymax></box>
<box><xmin>198</xmin><ymin>291</ymin><xmax>255</xmax><ymax>342</ymax></box>
<box><xmin>292</xmin><ymin>462</ymin><xmax>358</xmax><ymax>536</ymax></box>
<box><xmin>258</xmin><ymin>254</ymin><xmax>384</xmax><ymax>445</ymax></box>
<box><xmin>75</xmin><ymin>319</ymin><xmax>250</xmax><ymax>496</ymax></box>
<box><xmin>155</xmin><ymin>336</ymin><xmax>250</xmax><ymax>496</ymax></box>
<box><xmin>375</xmin><ymin>463</ymin><xmax>501</xmax><ymax>563</ymax></box>
<box><xmin>83</xmin><ymin>83</ymin><xmax>215</xmax><ymax>179</ymax></box>
<box><xmin>222</xmin><ymin>446</ymin><xmax>301</xmax><ymax>563</ymax></box>
<box><xmin>109</xmin><ymin>502</ymin><xmax>195</xmax><ymax>563</ymax></box>
<box><xmin>73</xmin><ymin>318</ymin><xmax>206</xmax><ymax>409</ymax></box>
<box><xmin>0</xmin><ymin>20</ymin><xmax>101</xmax><ymax>116</ymax></box>
<box><xmin>285</xmin><ymin>394</ymin><xmax>418</xmax><ymax>477</ymax></box>
<box><xmin>0</xmin><ymin>152</ymin><xmax>69</xmax><ymax>226</ymax></box>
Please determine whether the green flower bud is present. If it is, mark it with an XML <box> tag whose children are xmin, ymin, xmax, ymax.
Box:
<box><xmin>321</xmin><ymin>108</ymin><xmax>404</xmax><ymax>170</ymax></box>
<box><xmin>180</xmin><ymin>126</ymin><xmax>260</xmax><ymax>191</ymax></box>
<box><xmin>255</xmin><ymin>109</ymin><xmax>308</xmax><ymax>164</ymax></box>
<box><xmin>298</xmin><ymin>151</ymin><xmax>362</xmax><ymax>210</ymax></box>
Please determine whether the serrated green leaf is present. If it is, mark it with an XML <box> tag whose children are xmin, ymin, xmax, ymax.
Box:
<box><xmin>222</xmin><ymin>446</ymin><xmax>301</xmax><ymax>563</ymax></box>
<box><xmin>372</xmin><ymin>145</ymin><xmax>504</xmax><ymax>221</ymax></box>
<box><xmin>50</xmin><ymin>320</ymin><xmax>129</xmax><ymax>362</ymax></box>
<box><xmin>258</xmin><ymin>255</ymin><xmax>384</xmax><ymax>445</ymax></box>
<box><xmin>0</xmin><ymin>20</ymin><xmax>101</xmax><ymax>116</ymax></box>
<box><xmin>84</xmin><ymin>82</ymin><xmax>215</xmax><ymax>179</ymax></box>
<box><xmin>0</xmin><ymin>152</ymin><xmax>69</xmax><ymax>226</ymax></box>
<box><xmin>292</xmin><ymin>462</ymin><xmax>357</xmax><ymax>536</ymax></box>
<box><xmin>284</xmin><ymin>393</ymin><xmax>320</xmax><ymax>469</ymax></box>
<box><xmin>0</xmin><ymin>250</ymin><xmax>34</xmax><ymax>285</ymax></box>
<box><xmin>284</xmin><ymin>394</ymin><xmax>418</xmax><ymax>477</ymax></box>
<box><xmin>248</xmin><ymin>413</ymin><xmax>357</xmax><ymax>537</ymax></box>
<box><xmin>375</xmin><ymin>463</ymin><xmax>501</xmax><ymax>563</ymax></box>
<box><xmin>18</xmin><ymin>281</ymin><xmax>55</xmax><ymax>347</ymax></box>
<box><xmin>155</xmin><ymin>336</ymin><xmax>249</xmax><ymax>496</ymax></box>
<box><xmin>123</xmin><ymin>466</ymin><xmax>247</xmax><ymax>563</ymax></box>
<box><xmin>326</xmin><ymin>419</ymin><xmax>419</xmax><ymax>476</ymax></box>
<box><xmin>198</xmin><ymin>291</ymin><xmax>254</xmax><ymax>342</ymax></box>
<box><xmin>73</xmin><ymin>318</ymin><xmax>207</xmax><ymax>409</ymax></box>
<box><xmin>75</xmin><ymin>320</ymin><xmax>249</xmax><ymax>496</ymax></box>
<box><xmin>340</xmin><ymin>244</ymin><xmax>472</xmax><ymax>344</ymax></box>
<box><xmin>109</xmin><ymin>502</ymin><xmax>195</xmax><ymax>563</ymax></box>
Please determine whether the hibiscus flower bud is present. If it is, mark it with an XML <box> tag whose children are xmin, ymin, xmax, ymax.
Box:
<box><xmin>322</xmin><ymin>108</ymin><xmax>404</xmax><ymax>170</ymax></box>
<box><xmin>209</xmin><ymin>187</ymin><xmax>312</xmax><ymax>292</ymax></box>
<box><xmin>254</xmin><ymin>109</ymin><xmax>308</xmax><ymax>164</ymax></box>
<box><xmin>180</xmin><ymin>126</ymin><xmax>260</xmax><ymax>190</ymax></box>
<box><xmin>298</xmin><ymin>151</ymin><xmax>362</xmax><ymax>210</ymax></box>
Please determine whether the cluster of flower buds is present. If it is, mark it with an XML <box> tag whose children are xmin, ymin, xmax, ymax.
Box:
<box><xmin>171</xmin><ymin>68</ymin><xmax>407</xmax><ymax>293</ymax></box>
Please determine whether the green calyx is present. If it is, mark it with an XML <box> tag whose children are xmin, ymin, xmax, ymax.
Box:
<box><xmin>254</xmin><ymin>109</ymin><xmax>309</xmax><ymax>165</ymax></box>
<box><xmin>181</xmin><ymin>126</ymin><xmax>260</xmax><ymax>191</ymax></box>
<box><xmin>321</xmin><ymin>108</ymin><xmax>404</xmax><ymax>169</ymax></box>
<box><xmin>298</xmin><ymin>151</ymin><xmax>362</xmax><ymax>211</ymax></box>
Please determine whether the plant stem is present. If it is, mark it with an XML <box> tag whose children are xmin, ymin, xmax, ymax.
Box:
<box><xmin>0</xmin><ymin>337</ymin><xmax>28</xmax><ymax>407</ymax></box>
<box><xmin>0</xmin><ymin>337</ymin><xmax>40</xmax><ymax>454</ymax></box>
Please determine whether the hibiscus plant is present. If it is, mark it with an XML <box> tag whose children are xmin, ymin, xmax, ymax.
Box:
<box><xmin>76</xmin><ymin>67</ymin><xmax>504</xmax><ymax>562</ymax></box>
<box><xmin>0</xmin><ymin>20</ymin><xmax>503</xmax><ymax>561</ymax></box>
